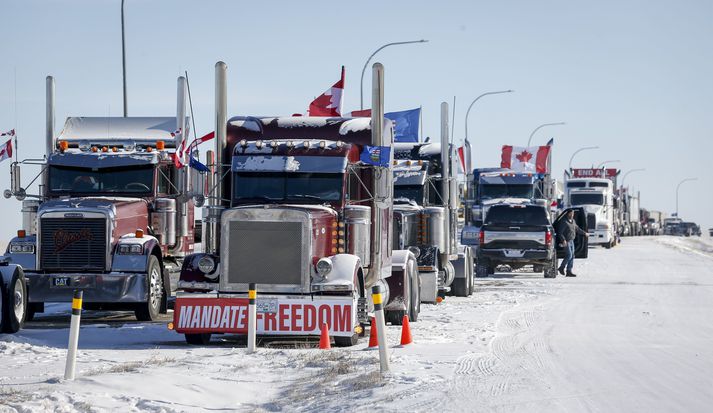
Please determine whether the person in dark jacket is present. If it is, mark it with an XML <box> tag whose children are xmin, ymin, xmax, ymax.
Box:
<box><xmin>557</xmin><ymin>210</ymin><xmax>588</xmax><ymax>277</ymax></box>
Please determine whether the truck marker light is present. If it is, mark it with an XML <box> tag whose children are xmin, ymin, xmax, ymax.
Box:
<box><xmin>303</xmin><ymin>140</ymin><xmax>310</xmax><ymax>148</ymax></box>
<box><xmin>287</xmin><ymin>141</ymin><xmax>295</xmax><ymax>149</ymax></box>
<box><xmin>338</xmin><ymin>221</ymin><xmax>345</xmax><ymax>228</ymax></box>
<box><xmin>338</xmin><ymin>230</ymin><xmax>345</xmax><ymax>236</ymax></box>
<box><xmin>17</xmin><ymin>229</ymin><xmax>26</xmax><ymax>238</ymax></box>
<box><xmin>156</xmin><ymin>140</ymin><xmax>165</xmax><ymax>150</ymax></box>
<box><xmin>112</xmin><ymin>147</ymin><xmax>118</xmax><ymax>152</ymax></box>
<box><xmin>331</xmin><ymin>247</ymin><xmax>338</xmax><ymax>254</ymax></box>
<box><xmin>135</xmin><ymin>229</ymin><xmax>144</xmax><ymax>238</ymax></box>
<box><xmin>479</xmin><ymin>229</ymin><xmax>485</xmax><ymax>246</ymax></box>
<box><xmin>59</xmin><ymin>140</ymin><xmax>69</xmax><ymax>152</ymax></box>
<box><xmin>255</xmin><ymin>140</ymin><xmax>264</xmax><ymax>149</ymax></box>
<box><xmin>338</xmin><ymin>247</ymin><xmax>345</xmax><ymax>253</ymax></box>
<box><xmin>338</xmin><ymin>238</ymin><xmax>345</xmax><ymax>245</ymax></box>
<box><xmin>239</xmin><ymin>139</ymin><xmax>248</xmax><ymax>148</ymax></box>
<box><xmin>167</xmin><ymin>322</ymin><xmax>174</xmax><ymax>330</ymax></box>
<box><xmin>332</xmin><ymin>230</ymin><xmax>338</xmax><ymax>236</ymax></box>
<box><xmin>336</xmin><ymin>140</ymin><xmax>344</xmax><ymax>148</ymax></box>
<box><xmin>147</xmin><ymin>146</ymin><xmax>153</xmax><ymax>152</ymax></box>
<box><xmin>91</xmin><ymin>146</ymin><xmax>98</xmax><ymax>152</ymax></box>
<box><xmin>101</xmin><ymin>146</ymin><xmax>108</xmax><ymax>152</ymax></box>
<box><xmin>270</xmin><ymin>141</ymin><xmax>278</xmax><ymax>148</ymax></box>
<box><xmin>319</xmin><ymin>141</ymin><xmax>326</xmax><ymax>149</ymax></box>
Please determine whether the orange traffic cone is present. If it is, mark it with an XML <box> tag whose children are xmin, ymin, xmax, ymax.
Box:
<box><xmin>368</xmin><ymin>317</ymin><xmax>378</xmax><ymax>348</ymax></box>
<box><xmin>400</xmin><ymin>314</ymin><xmax>413</xmax><ymax>346</ymax></box>
<box><xmin>319</xmin><ymin>323</ymin><xmax>331</xmax><ymax>350</ymax></box>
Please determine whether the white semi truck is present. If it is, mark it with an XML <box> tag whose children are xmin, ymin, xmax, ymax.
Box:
<box><xmin>565</xmin><ymin>169</ymin><xmax>619</xmax><ymax>248</ymax></box>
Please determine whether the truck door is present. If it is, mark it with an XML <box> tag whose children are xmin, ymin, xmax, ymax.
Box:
<box><xmin>553</xmin><ymin>207</ymin><xmax>589</xmax><ymax>259</ymax></box>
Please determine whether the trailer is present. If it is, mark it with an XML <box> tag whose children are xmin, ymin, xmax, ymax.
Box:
<box><xmin>172</xmin><ymin>62</ymin><xmax>420</xmax><ymax>345</ymax></box>
<box><xmin>2</xmin><ymin>76</ymin><xmax>198</xmax><ymax>324</ymax></box>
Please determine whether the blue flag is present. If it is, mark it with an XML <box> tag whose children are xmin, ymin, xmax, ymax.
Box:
<box><xmin>385</xmin><ymin>108</ymin><xmax>420</xmax><ymax>142</ymax></box>
<box><xmin>360</xmin><ymin>145</ymin><xmax>392</xmax><ymax>167</ymax></box>
<box><xmin>189</xmin><ymin>153</ymin><xmax>210</xmax><ymax>172</ymax></box>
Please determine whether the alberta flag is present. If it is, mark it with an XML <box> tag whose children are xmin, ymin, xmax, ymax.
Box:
<box><xmin>501</xmin><ymin>145</ymin><xmax>551</xmax><ymax>173</ymax></box>
<box><xmin>360</xmin><ymin>145</ymin><xmax>391</xmax><ymax>167</ymax></box>
<box><xmin>349</xmin><ymin>108</ymin><xmax>421</xmax><ymax>142</ymax></box>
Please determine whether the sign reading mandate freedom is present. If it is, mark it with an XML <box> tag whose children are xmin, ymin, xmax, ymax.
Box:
<box><xmin>173</xmin><ymin>297</ymin><xmax>357</xmax><ymax>337</ymax></box>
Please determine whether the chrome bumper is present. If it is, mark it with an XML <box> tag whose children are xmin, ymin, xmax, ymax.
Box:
<box><xmin>25</xmin><ymin>272</ymin><xmax>148</xmax><ymax>303</ymax></box>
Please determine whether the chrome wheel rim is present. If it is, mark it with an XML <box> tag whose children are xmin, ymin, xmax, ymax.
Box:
<box><xmin>13</xmin><ymin>278</ymin><xmax>25</xmax><ymax>321</ymax></box>
<box><xmin>149</xmin><ymin>267</ymin><xmax>162</xmax><ymax>312</ymax></box>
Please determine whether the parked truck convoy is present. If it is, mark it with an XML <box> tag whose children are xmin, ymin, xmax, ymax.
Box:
<box><xmin>565</xmin><ymin>168</ymin><xmax>619</xmax><ymax>248</ymax></box>
<box><xmin>618</xmin><ymin>188</ymin><xmax>641</xmax><ymax>236</ymax></box>
<box><xmin>392</xmin><ymin>103</ymin><xmax>474</xmax><ymax>299</ymax></box>
<box><xmin>171</xmin><ymin>62</ymin><xmax>421</xmax><ymax>345</ymax></box>
<box><xmin>2</xmin><ymin>76</ymin><xmax>197</xmax><ymax>325</ymax></box>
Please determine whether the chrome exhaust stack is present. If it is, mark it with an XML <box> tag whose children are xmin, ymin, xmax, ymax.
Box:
<box><xmin>440</xmin><ymin>102</ymin><xmax>452</xmax><ymax>256</ymax></box>
<box><xmin>176</xmin><ymin>76</ymin><xmax>189</xmax><ymax>239</ymax></box>
<box><xmin>43</xmin><ymin>75</ymin><xmax>55</xmax><ymax>197</ymax></box>
<box><xmin>205</xmin><ymin>61</ymin><xmax>228</xmax><ymax>255</ymax></box>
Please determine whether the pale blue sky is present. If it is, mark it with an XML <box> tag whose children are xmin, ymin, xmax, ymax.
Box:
<box><xmin>1</xmin><ymin>0</ymin><xmax>712</xmax><ymax>238</ymax></box>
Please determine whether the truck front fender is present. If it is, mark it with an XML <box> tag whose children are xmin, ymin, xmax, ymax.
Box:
<box><xmin>111</xmin><ymin>235</ymin><xmax>161</xmax><ymax>273</ymax></box>
<box><xmin>312</xmin><ymin>254</ymin><xmax>361</xmax><ymax>293</ymax></box>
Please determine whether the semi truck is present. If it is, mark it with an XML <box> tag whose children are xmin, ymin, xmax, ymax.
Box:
<box><xmin>171</xmin><ymin>62</ymin><xmax>420</xmax><ymax>345</ymax></box>
<box><xmin>619</xmin><ymin>188</ymin><xmax>641</xmax><ymax>236</ymax></box>
<box><xmin>392</xmin><ymin>103</ymin><xmax>474</xmax><ymax>299</ymax></box>
<box><xmin>2</xmin><ymin>76</ymin><xmax>198</xmax><ymax>323</ymax></box>
<box><xmin>565</xmin><ymin>169</ymin><xmax>619</xmax><ymax>248</ymax></box>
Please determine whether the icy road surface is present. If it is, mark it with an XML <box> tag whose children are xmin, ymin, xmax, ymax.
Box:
<box><xmin>2</xmin><ymin>236</ymin><xmax>713</xmax><ymax>412</ymax></box>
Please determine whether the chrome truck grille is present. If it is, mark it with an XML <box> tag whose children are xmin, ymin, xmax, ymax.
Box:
<box><xmin>220</xmin><ymin>208</ymin><xmax>312</xmax><ymax>294</ymax></box>
<box><xmin>39</xmin><ymin>218</ymin><xmax>107</xmax><ymax>271</ymax></box>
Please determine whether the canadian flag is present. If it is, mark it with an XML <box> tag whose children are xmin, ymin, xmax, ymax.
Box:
<box><xmin>0</xmin><ymin>138</ymin><xmax>13</xmax><ymax>163</ymax></box>
<box><xmin>501</xmin><ymin>145</ymin><xmax>551</xmax><ymax>173</ymax></box>
<box><xmin>456</xmin><ymin>146</ymin><xmax>466</xmax><ymax>173</ymax></box>
<box><xmin>308</xmin><ymin>66</ymin><xmax>345</xmax><ymax>117</ymax></box>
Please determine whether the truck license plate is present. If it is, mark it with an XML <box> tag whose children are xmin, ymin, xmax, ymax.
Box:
<box><xmin>52</xmin><ymin>277</ymin><xmax>72</xmax><ymax>287</ymax></box>
<box><xmin>504</xmin><ymin>249</ymin><xmax>525</xmax><ymax>257</ymax></box>
<box><xmin>256</xmin><ymin>298</ymin><xmax>278</xmax><ymax>314</ymax></box>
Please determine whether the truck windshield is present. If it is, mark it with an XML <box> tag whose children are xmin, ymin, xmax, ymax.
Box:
<box><xmin>570</xmin><ymin>193</ymin><xmax>604</xmax><ymax>206</ymax></box>
<box><xmin>485</xmin><ymin>205</ymin><xmax>549</xmax><ymax>225</ymax></box>
<box><xmin>394</xmin><ymin>185</ymin><xmax>424</xmax><ymax>203</ymax></box>
<box><xmin>48</xmin><ymin>165</ymin><xmax>154</xmax><ymax>196</ymax></box>
<box><xmin>480</xmin><ymin>184</ymin><xmax>533</xmax><ymax>200</ymax></box>
<box><xmin>233</xmin><ymin>172</ymin><xmax>343</xmax><ymax>204</ymax></box>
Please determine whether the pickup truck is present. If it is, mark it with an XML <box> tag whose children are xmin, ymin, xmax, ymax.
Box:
<box><xmin>476</xmin><ymin>203</ymin><xmax>588</xmax><ymax>278</ymax></box>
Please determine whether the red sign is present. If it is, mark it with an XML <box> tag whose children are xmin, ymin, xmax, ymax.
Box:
<box><xmin>173</xmin><ymin>297</ymin><xmax>357</xmax><ymax>337</ymax></box>
<box><xmin>571</xmin><ymin>168</ymin><xmax>618</xmax><ymax>179</ymax></box>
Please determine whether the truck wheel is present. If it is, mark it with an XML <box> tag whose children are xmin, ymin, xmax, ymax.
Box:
<box><xmin>533</xmin><ymin>264</ymin><xmax>544</xmax><ymax>273</ymax></box>
<box><xmin>334</xmin><ymin>334</ymin><xmax>359</xmax><ymax>347</ymax></box>
<box><xmin>135</xmin><ymin>256</ymin><xmax>163</xmax><ymax>322</ymax></box>
<box><xmin>407</xmin><ymin>258</ymin><xmax>420</xmax><ymax>322</ymax></box>
<box><xmin>25</xmin><ymin>303</ymin><xmax>44</xmax><ymax>322</ymax></box>
<box><xmin>544</xmin><ymin>256</ymin><xmax>557</xmax><ymax>279</ymax></box>
<box><xmin>475</xmin><ymin>259</ymin><xmax>490</xmax><ymax>278</ymax></box>
<box><xmin>451</xmin><ymin>277</ymin><xmax>468</xmax><ymax>297</ymax></box>
<box><xmin>185</xmin><ymin>333</ymin><xmax>211</xmax><ymax>345</ymax></box>
<box><xmin>1</xmin><ymin>269</ymin><xmax>27</xmax><ymax>333</ymax></box>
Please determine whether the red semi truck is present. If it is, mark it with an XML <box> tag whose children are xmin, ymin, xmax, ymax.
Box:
<box><xmin>2</xmin><ymin>76</ymin><xmax>198</xmax><ymax>325</ymax></box>
<box><xmin>171</xmin><ymin>62</ymin><xmax>420</xmax><ymax>345</ymax></box>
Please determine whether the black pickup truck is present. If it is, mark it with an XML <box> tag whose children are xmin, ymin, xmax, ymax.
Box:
<box><xmin>475</xmin><ymin>203</ymin><xmax>588</xmax><ymax>278</ymax></box>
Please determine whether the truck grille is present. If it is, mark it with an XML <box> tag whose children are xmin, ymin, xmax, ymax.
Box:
<box><xmin>226</xmin><ymin>220</ymin><xmax>304</xmax><ymax>286</ymax></box>
<box><xmin>40</xmin><ymin>218</ymin><xmax>107</xmax><ymax>271</ymax></box>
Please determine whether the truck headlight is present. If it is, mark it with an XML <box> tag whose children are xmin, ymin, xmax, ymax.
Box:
<box><xmin>316</xmin><ymin>257</ymin><xmax>333</xmax><ymax>277</ymax></box>
<box><xmin>198</xmin><ymin>255</ymin><xmax>216</xmax><ymax>277</ymax></box>
<box><xmin>407</xmin><ymin>246</ymin><xmax>421</xmax><ymax>258</ymax></box>
<box><xmin>9</xmin><ymin>243</ymin><xmax>35</xmax><ymax>254</ymax></box>
<box><xmin>117</xmin><ymin>244</ymin><xmax>143</xmax><ymax>255</ymax></box>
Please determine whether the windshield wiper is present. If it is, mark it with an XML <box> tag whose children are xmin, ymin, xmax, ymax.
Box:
<box><xmin>236</xmin><ymin>195</ymin><xmax>282</xmax><ymax>202</ymax></box>
<box><xmin>289</xmin><ymin>194</ymin><xmax>326</xmax><ymax>201</ymax></box>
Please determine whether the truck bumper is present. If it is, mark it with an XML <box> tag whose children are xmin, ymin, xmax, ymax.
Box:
<box><xmin>173</xmin><ymin>293</ymin><xmax>359</xmax><ymax>338</ymax></box>
<box><xmin>479</xmin><ymin>249</ymin><xmax>552</xmax><ymax>263</ymax></box>
<box><xmin>588</xmin><ymin>230</ymin><xmax>612</xmax><ymax>245</ymax></box>
<box><xmin>25</xmin><ymin>272</ymin><xmax>148</xmax><ymax>303</ymax></box>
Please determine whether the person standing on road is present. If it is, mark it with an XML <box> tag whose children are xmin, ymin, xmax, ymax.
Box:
<box><xmin>557</xmin><ymin>209</ymin><xmax>588</xmax><ymax>277</ymax></box>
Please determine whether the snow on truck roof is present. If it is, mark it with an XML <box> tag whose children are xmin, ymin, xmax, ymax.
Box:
<box><xmin>57</xmin><ymin>117</ymin><xmax>189</xmax><ymax>147</ymax></box>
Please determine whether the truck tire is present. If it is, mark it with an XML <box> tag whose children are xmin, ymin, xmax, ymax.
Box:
<box><xmin>334</xmin><ymin>334</ymin><xmax>359</xmax><ymax>347</ymax></box>
<box><xmin>185</xmin><ymin>333</ymin><xmax>211</xmax><ymax>345</ymax></box>
<box><xmin>135</xmin><ymin>256</ymin><xmax>163</xmax><ymax>322</ymax></box>
<box><xmin>1</xmin><ymin>268</ymin><xmax>27</xmax><ymax>333</ymax></box>
<box><xmin>408</xmin><ymin>258</ymin><xmax>420</xmax><ymax>322</ymax></box>
<box><xmin>386</xmin><ymin>262</ymin><xmax>413</xmax><ymax>326</ymax></box>
<box><xmin>544</xmin><ymin>255</ymin><xmax>557</xmax><ymax>278</ymax></box>
<box><xmin>533</xmin><ymin>264</ymin><xmax>544</xmax><ymax>273</ymax></box>
<box><xmin>475</xmin><ymin>259</ymin><xmax>490</xmax><ymax>278</ymax></box>
<box><xmin>25</xmin><ymin>303</ymin><xmax>44</xmax><ymax>322</ymax></box>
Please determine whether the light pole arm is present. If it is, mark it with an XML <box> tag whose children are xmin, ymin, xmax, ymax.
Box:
<box><xmin>359</xmin><ymin>40</ymin><xmax>427</xmax><ymax>110</ymax></box>
<box><xmin>675</xmin><ymin>177</ymin><xmax>698</xmax><ymax>216</ymax></box>
<box><xmin>621</xmin><ymin>168</ymin><xmax>646</xmax><ymax>189</ymax></box>
<box><xmin>568</xmin><ymin>146</ymin><xmax>599</xmax><ymax>170</ymax></box>
<box><xmin>527</xmin><ymin>122</ymin><xmax>565</xmax><ymax>147</ymax></box>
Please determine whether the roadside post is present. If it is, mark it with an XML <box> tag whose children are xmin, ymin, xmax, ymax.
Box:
<box><xmin>247</xmin><ymin>283</ymin><xmax>257</xmax><ymax>353</ymax></box>
<box><xmin>372</xmin><ymin>285</ymin><xmax>390</xmax><ymax>374</ymax></box>
<box><xmin>64</xmin><ymin>290</ymin><xmax>83</xmax><ymax>380</ymax></box>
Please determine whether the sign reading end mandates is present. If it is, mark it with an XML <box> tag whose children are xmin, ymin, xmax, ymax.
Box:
<box><xmin>173</xmin><ymin>296</ymin><xmax>357</xmax><ymax>337</ymax></box>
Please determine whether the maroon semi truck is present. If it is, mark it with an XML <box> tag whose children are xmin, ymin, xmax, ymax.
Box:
<box><xmin>2</xmin><ymin>76</ymin><xmax>198</xmax><ymax>324</ymax></box>
<box><xmin>171</xmin><ymin>62</ymin><xmax>420</xmax><ymax>346</ymax></box>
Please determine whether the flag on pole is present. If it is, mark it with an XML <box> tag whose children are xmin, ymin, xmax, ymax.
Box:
<box><xmin>308</xmin><ymin>66</ymin><xmax>345</xmax><ymax>117</ymax></box>
<box><xmin>500</xmin><ymin>145</ymin><xmax>551</xmax><ymax>173</ymax></box>
<box><xmin>349</xmin><ymin>108</ymin><xmax>421</xmax><ymax>143</ymax></box>
<box><xmin>0</xmin><ymin>129</ymin><xmax>15</xmax><ymax>137</ymax></box>
<box><xmin>456</xmin><ymin>146</ymin><xmax>466</xmax><ymax>173</ymax></box>
<box><xmin>176</xmin><ymin>131</ymin><xmax>215</xmax><ymax>170</ymax></box>
<box><xmin>0</xmin><ymin>139</ymin><xmax>13</xmax><ymax>163</ymax></box>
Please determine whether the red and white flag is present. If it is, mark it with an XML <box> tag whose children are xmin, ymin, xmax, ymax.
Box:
<box><xmin>501</xmin><ymin>145</ymin><xmax>551</xmax><ymax>173</ymax></box>
<box><xmin>456</xmin><ymin>146</ymin><xmax>466</xmax><ymax>173</ymax></box>
<box><xmin>174</xmin><ymin>131</ymin><xmax>215</xmax><ymax>169</ymax></box>
<box><xmin>0</xmin><ymin>129</ymin><xmax>15</xmax><ymax>137</ymax></box>
<box><xmin>0</xmin><ymin>139</ymin><xmax>13</xmax><ymax>163</ymax></box>
<box><xmin>308</xmin><ymin>66</ymin><xmax>345</xmax><ymax>117</ymax></box>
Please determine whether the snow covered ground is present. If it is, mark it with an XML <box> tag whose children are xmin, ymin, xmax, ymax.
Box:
<box><xmin>2</xmin><ymin>236</ymin><xmax>713</xmax><ymax>412</ymax></box>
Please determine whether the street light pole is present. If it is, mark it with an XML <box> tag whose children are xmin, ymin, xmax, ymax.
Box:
<box><xmin>621</xmin><ymin>168</ymin><xmax>646</xmax><ymax>189</ymax></box>
<box><xmin>462</xmin><ymin>89</ymin><xmax>513</xmax><ymax>225</ymax></box>
<box><xmin>527</xmin><ymin>122</ymin><xmax>565</xmax><ymax>147</ymax></box>
<box><xmin>359</xmin><ymin>40</ymin><xmax>428</xmax><ymax>110</ymax></box>
<box><xmin>121</xmin><ymin>0</ymin><xmax>127</xmax><ymax>117</ymax></box>
<box><xmin>568</xmin><ymin>146</ymin><xmax>599</xmax><ymax>170</ymax></box>
<box><xmin>597</xmin><ymin>160</ymin><xmax>620</xmax><ymax>169</ymax></box>
<box><xmin>676</xmin><ymin>177</ymin><xmax>697</xmax><ymax>217</ymax></box>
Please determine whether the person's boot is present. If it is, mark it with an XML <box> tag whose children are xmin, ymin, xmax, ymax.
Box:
<box><xmin>566</xmin><ymin>271</ymin><xmax>577</xmax><ymax>277</ymax></box>
<box><xmin>558</xmin><ymin>267</ymin><xmax>565</xmax><ymax>276</ymax></box>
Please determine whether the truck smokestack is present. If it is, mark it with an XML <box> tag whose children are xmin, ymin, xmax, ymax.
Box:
<box><xmin>46</xmin><ymin>76</ymin><xmax>55</xmax><ymax>159</ymax></box>
<box><xmin>370</xmin><ymin>62</ymin><xmax>391</xmax><ymax>281</ymax></box>
<box><xmin>440</xmin><ymin>102</ymin><xmax>451</xmax><ymax>256</ymax></box>
<box><xmin>206</xmin><ymin>61</ymin><xmax>228</xmax><ymax>255</ymax></box>
<box><xmin>176</xmin><ymin>76</ymin><xmax>189</xmax><ymax>238</ymax></box>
